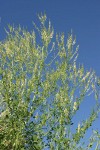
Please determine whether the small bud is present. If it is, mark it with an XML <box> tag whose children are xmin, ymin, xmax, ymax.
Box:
<box><xmin>78</xmin><ymin>123</ymin><xmax>81</xmax><ymax>133</ymax></box>
<box><xmin>73</xmin><ymin>102</ymin><xmax>77</xmax><ymax>111</ymax></box>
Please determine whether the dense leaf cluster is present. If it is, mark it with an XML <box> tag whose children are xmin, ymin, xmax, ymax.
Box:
<box><xmin>0</xmin><ymin>14</ymin><xmax>100</xmax><ymax>150</ymax></box>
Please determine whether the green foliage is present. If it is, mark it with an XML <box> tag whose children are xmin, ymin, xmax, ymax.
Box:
<box><xmin>0</xmin><ymin>14</ymin><xmax>100</xmax><ymax>150</ymax></box>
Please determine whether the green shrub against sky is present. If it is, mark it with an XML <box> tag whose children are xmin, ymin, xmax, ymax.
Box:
<box><xmin>0</xmin><ymin>14</ymin><xmax>100</xmax><ymax>150</ymax></box>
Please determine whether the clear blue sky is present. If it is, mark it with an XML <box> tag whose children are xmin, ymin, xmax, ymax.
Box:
<box><xmin>0</xmin><ymin>0</ymin><xmax>100</xmax><ymax>146</ymax></box>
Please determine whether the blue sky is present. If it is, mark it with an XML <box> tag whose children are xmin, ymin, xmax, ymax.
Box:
<box><xmin>0</xmin><ymin>0</ymin><xmax>100</xmax><ymax>147</ymax></box>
